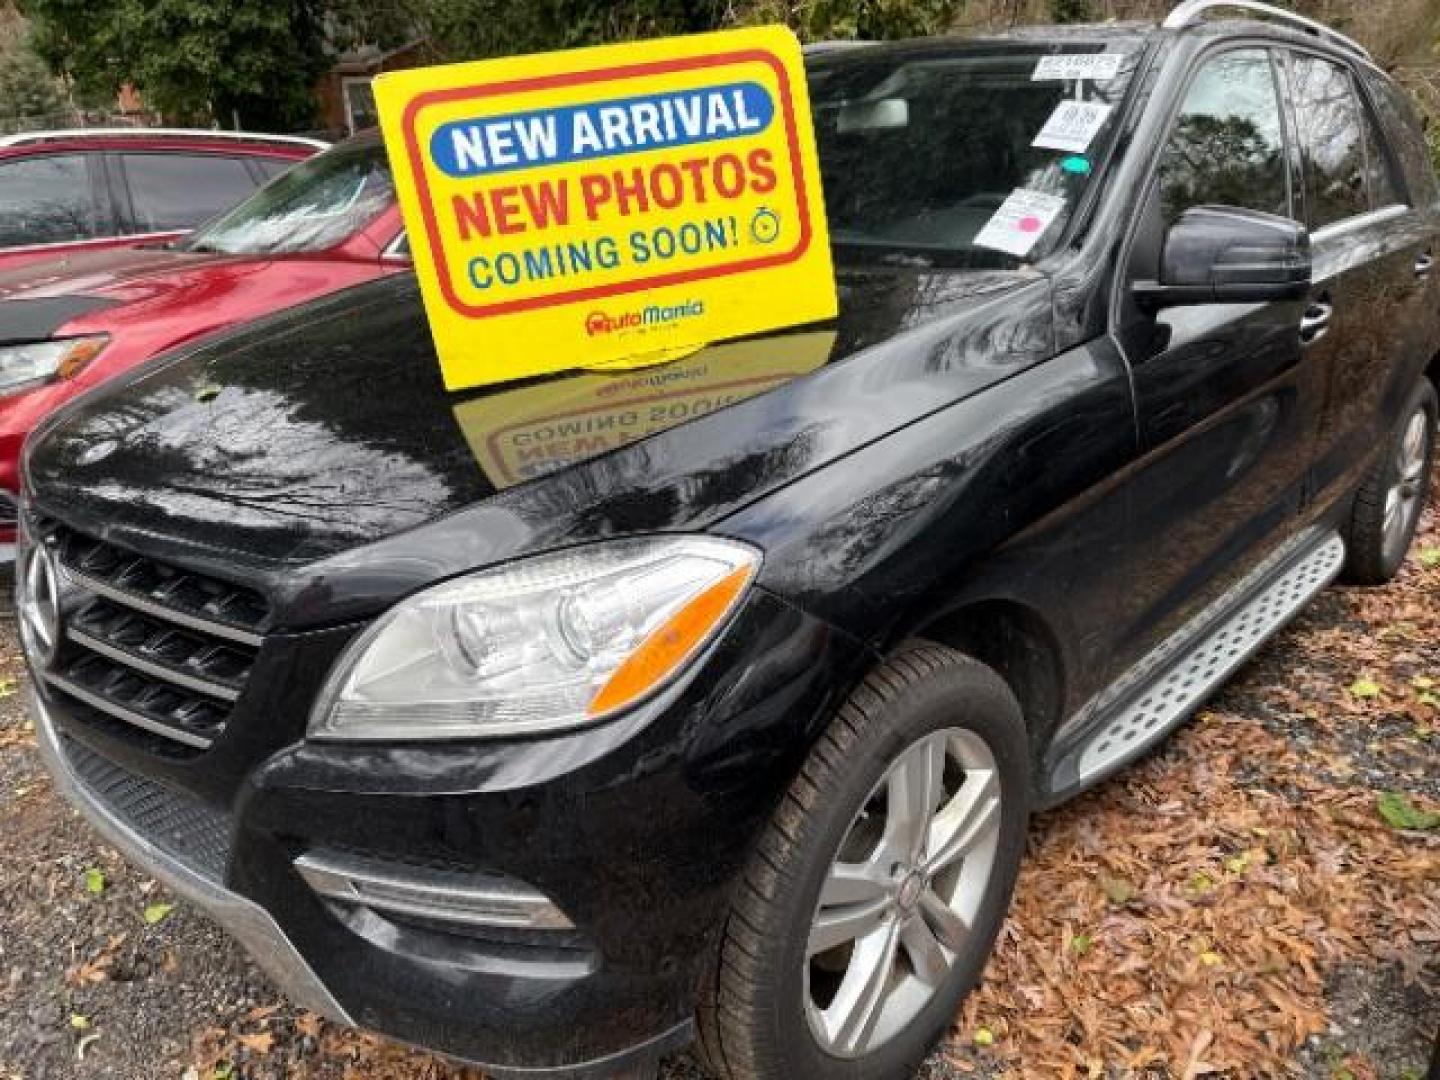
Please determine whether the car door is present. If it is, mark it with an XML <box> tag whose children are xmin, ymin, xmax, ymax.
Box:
<box><xmin>1108</xmin><ymin>45</ymin><xmax>1322</xmax><ymax>670</ymax></box>
<box><xmin>1285</xmin><ymin>52</ymin><xmax>1440</xmax><ymax>512</ymax></box>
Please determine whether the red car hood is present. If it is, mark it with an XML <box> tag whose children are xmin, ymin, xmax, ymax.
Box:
<box><xmin>0</xmin><ymin>245</ymin><xmax>397</xmax><ymax>347</ymax></box>
<box><xmin>0</xmin><ymin>245</ymin><xmax>239</xmax><ymax>301</ymax></box>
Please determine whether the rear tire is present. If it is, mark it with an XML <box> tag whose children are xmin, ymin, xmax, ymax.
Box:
<box><xmin>695</xmin><ymin>643</ymin><xmax>1029</xmax><ymax>1080</ymax></box>
<box><xmin>1343</xmin><ymin>378</ymin><xmax>1437</xmax><ymax>586</ymax></box>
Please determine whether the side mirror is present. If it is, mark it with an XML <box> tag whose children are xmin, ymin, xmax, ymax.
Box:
<box><xmin>1136</xmin><ymin>206</ymin><xmax>1312</xmax><ymax>310</ymax></box>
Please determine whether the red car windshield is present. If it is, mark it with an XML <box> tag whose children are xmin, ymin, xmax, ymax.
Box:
<box><xmin>183</xmin><ymin>138</ymin><xmax>394</xmax><ymax>255</ymax></box>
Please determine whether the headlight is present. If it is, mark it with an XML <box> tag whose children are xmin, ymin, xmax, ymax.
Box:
<box><xmin>0</xmin><ymin>335</ymin><xmax>109</xmax><ymax>394</ymax></box>
<box><xmin>310</xmin><ymin>536</ymin><xmax>760</xmax><ymax>740</ymax></box>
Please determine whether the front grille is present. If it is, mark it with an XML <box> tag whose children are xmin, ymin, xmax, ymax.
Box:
<box><xmin>0</xmin><ymin>491</ymin><xmax>17</xmax><ymax>529</ymax></box>
<box><xmin>33</xmin><ymin>519</ymin><xmax>271</xmax><ymax>753</ymax></box>
<box><xmin>60</xmin><ymin>731</ymin><xmax>232</xmax><ymax>882</ymax></box>
<box><xmin>53</xmin><ymin>524</ymin><xmax>269</xmax><ymax>643</ymax></box>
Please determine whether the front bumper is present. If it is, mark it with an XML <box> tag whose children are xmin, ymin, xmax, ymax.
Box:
<box><xmin>34</xmin><ymin>683</ymin><xmax>701</xmax><ymax>1077</ymax></box>
<box><xmin>31</xmin><ymin>588</ymin><xmax>869</xmax><ymax>1077</ymax></box>
<box><xmin>32</xmin><ymin>688</ymin><xmax>351</xmax><ymax>1022</ymax></box>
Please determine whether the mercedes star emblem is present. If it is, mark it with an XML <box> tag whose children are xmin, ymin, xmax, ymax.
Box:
<box><xmin>18</xmin><ymin>542</ymin><xmax>61</xmax><ymax>668</ymax></box>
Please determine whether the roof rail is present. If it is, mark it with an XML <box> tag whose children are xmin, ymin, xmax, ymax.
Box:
<box><xmin>803</xmin><ymin>40</ymin><xmax>874</xmax><ymax>55</ymax></box>
<box><xmin>1162</xmin><ymin>0</ymin><xmax>1371</xmax><ymax>61</ymax></box>
<box><xmin>0</xmin><ymin>128</ymin><xmax>329</xmax><ymax>150</ymax></box>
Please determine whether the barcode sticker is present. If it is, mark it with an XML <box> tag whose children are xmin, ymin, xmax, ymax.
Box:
<box><xmin>1031</xmin><ymin>54</ymin><xmax>1124</xmax><ymax>82</ymax></box>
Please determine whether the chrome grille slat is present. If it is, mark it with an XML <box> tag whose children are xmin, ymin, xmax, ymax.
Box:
<box><xmin>27</xmin><ymin>519</ymin><xmax>272</xmax><ymax>753</ymax></box>
<box><xmin>67</xmin><ymin>629</ymin><xmax>241</xmax><ymax>702</ymax></box>
<box><xmin>62</xmin><ymin>568</ymin><xmax>265</xmax><ymax>647</ymax></box>
<box><xmin>42</xmin><ymin>672</ymin><xmax>215</xmax><ymax>749</ymax></box>
<box><xmin>69</xmin><ymin>601</ymin><xmax>251</xmax><ymax>689</ymax></box>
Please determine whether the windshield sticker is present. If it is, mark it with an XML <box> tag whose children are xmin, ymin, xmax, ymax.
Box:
<box><xmin>1032</xmin><ymin>100</ymin><xmax>1113</xmax><ymax>153</ymax></box>
<box><xmin>973</xmin><ymin>189</ymin><xmax>1067</xmax><ymax>258</ymax></box>
<box><xmin>1031</xmin><ymin>53</ymin><xmax>1124</xmax><ymax>82</ymax></box>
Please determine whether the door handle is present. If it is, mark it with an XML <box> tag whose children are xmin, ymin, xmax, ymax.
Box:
<box><xmin>1416</xmin><ymin>253</ymin><xmax>1435</xmax><ymax>278</ymax></box>
<box><xmin>1300</xmin><ymin>301</ymin><xmax>1333</xmax><ymax>346</ymax></box>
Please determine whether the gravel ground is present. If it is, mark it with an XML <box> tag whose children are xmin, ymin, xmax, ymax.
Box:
<box><xmin>0</xmin><ymin>473</ymin><xmax>1436</xmax><ymax>1080</ymax></box>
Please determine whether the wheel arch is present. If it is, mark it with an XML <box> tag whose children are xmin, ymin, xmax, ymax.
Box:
<box><xmin>910</xmin><ymin>598</ymin><xmax>1067</xmax><ymax>761</ymax></box>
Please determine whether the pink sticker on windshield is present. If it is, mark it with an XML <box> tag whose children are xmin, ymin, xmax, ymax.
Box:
<box><xmin>974</xmin><ymin>189</ymin><xmax>1067</xmax><ymax>257</ymax></box>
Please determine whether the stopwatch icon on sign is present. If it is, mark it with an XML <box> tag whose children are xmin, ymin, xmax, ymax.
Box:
<box><xmin>750</xmin><ymin>208</ymin><xmax>782</xmax><ymax>245</ymax></box>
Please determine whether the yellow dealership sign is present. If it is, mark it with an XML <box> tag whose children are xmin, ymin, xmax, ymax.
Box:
<box><xmin>374</xmin><ymin>26</ymin><xmax>837</xmax><ymax>390</ymax></box>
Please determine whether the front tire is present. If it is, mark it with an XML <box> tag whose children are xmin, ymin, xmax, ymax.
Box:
<box><xmin>1344</xmin><ymin>378</ymin><xmax>1437</xmax><ymax>586</ymax></box>
<box><xmin>695</xmin><ymin>643</ymin><xmax>1029</xmax><ymax>1080</ymax></box>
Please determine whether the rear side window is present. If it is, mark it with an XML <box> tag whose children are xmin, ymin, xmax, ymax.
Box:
<box><xmin>0</xmin><ymin>153</ymin><xmax>100</xmax><ymax>248</ymax></box>
<box><xmin>1359</xmin><ymin>101</ymin><xmax>1403</xmax><ymax>209</ymax></box>
<box><xmin>1362</xmin><ymin>70</ymin><xmax>1440</xmax><ymax>210</ymax></box>
<box><xmin>119</xmin><ymin>153</ymin><xmax>260</xmax><ymax>233</ymax></box>
<box><xmin>1290</xmin><ymin>56</ymin><xmax>1369</xmax><ymax>228</ymax></box>
<box><xmin>1158</xmin><ymin>49</ymin><xmax>1290</xmax><ymax>226</ymax></box>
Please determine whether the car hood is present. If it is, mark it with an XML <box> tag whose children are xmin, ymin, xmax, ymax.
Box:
<box><xmin>27</xmin><ymin>270</ymin><xmax>1053</xmax><ymax>627</ymax></box>
<box><xmin>0</xmin><ymin>247</ymin><xmax>231</xmax><ymax>342</ymax></box>
<box><xmin>0</xmin><ymin>246</ymin><xmax>234</xmax><ymax>301</ymax></box>
<box><xmin>0</xmin><ymin>246</ymin><xmax>385</xmax><ymax>346</ymax></box>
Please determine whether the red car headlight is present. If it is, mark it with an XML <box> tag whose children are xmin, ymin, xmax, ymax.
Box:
<box><xmin>0</xmin><ymin>334</ymin><xmax>109</xmax><ymax>395</ymax></box>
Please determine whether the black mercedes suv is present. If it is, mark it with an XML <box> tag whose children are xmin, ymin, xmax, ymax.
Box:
<box><xmin>16</xmin><ymin>4</ymin><xmax>1440</xmax><ymax>1079</ymax></box>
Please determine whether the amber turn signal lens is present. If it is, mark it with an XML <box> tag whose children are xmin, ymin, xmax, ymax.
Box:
<box><xmin>587</xmin><ymin>564</ymin><xmax>754</xmax><ymax>718</ymax></box>
<box><xmin>57</xmin><ymin>336</ymin><xmax>109</xmax><ymax>379</ymax></box>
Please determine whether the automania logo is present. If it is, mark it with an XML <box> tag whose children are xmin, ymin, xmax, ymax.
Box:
<box><xmin>585</xmin><ymin>299</ymin><xmax>705</xmax><ymax>337</ymax></box>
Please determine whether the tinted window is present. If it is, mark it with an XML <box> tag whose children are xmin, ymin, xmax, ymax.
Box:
<box><xmin>1159</xmin><ymin>50</ymin><xmax>1290</xmax><ymax>225</ymax></box>
<box><xmin>1291</xmin><ymin>56</ymin><xmax>1368</xmax><ymax>228</ymax></box>
<box><xmin>1359</xmin><ymin>98</ymin><xmax>1403</xmax><ymax>208</ymax></box>
<box><xmin>0</xmin><ymin>154</ymin><xmax>100</xmax><ymax>248</ymax></box>
<box><xmin>120</xmin><ymin>153</ymin><xmax>259</xmax><ymax>233</ymax></box>
<box><xmin>1363</xmin><ymin>70</ymin><xmax>1440</xmax><ymax>209</ymax></box>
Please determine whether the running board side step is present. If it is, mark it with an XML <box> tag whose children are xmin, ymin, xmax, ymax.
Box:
<box><xmin>1043</xmin><ymin>529</ymin><xmax>1346</xmax><ymax>804</ymax></box>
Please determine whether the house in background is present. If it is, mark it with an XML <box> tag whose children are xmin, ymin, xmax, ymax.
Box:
<box><xmin>316</xmin><ymin>41</ymin><xmax>431</xmax><ymax>136</ymax></box>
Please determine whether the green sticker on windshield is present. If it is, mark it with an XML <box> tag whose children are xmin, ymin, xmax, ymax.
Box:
<box><xmin>1061</xmin><ymin>155</ymin><xmax>1092</xmax><ymax>175</ymax></box>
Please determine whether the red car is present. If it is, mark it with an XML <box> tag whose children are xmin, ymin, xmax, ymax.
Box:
<box><xmin>0</xmin><ymin>128</ymin><xmax>326</xmax><ymax>272</ymax></box>
<box><xmin>0</xmin><ymin>131</ymin><xmax>408</xmax><ymax>551</ymax></box>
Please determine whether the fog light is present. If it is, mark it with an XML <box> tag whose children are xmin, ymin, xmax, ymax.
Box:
<box><xmin>294</xmin><ymin>851</ymin><xmax>574</xmax><ymax>930</ymax></box>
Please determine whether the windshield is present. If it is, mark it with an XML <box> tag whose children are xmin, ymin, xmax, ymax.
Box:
<box><xmin>183</xmin><ymin>137</ymin><xmax>394</xmax><ymax>255</ymax></box>
<box><xmin>809</xmin><ymin>41</ymin><xmax>1142</xmax><ymax>269</ymax></box>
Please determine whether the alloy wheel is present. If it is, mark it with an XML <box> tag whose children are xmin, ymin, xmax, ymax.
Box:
<box><xmin>803</xmin><ymin>727</ymin><xmax>1002</xmax><ymax>1058</ymax></box>
<box><xmin>1383</xmin><ymin>408</ymin><xmax>1431</xmax><ymax>557</ymax></box>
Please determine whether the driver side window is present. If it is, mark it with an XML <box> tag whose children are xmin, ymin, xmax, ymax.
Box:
<box><xmin>1158</xmin><ymin>49</ymin><xmax>1292</xmax><ymax>226</ymax></box>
